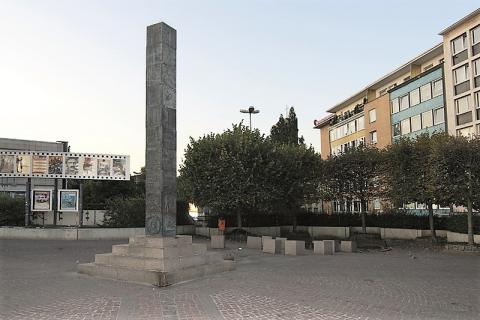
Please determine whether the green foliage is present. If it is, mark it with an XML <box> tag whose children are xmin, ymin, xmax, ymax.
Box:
<box><xmin>324</xmin><ymin>145</ymin><xmax>380</xmax><ymax>209</ymax></box>
<box><xmin>102</xmin><ymin>197</ymin><xmax>145</xmax><ymax>228</ymax></box>
<box><xmin>0</xmin><ymin>194</ymin><xmax>24</xmax><ymax>226</ymax></box>
<box><xmin>179</xmin><ymin>123</ymin><xmax>320</xmax><ymax>218</ymax></box>
<box><xmin>270</xmin><ymin>107</ymin><xmax>305</xmax><ymax>145</ymax></box>
<box><xmin>176</xmin><ymin>199</ymin><xmax>194</xmax><ymax>225</ymax></box>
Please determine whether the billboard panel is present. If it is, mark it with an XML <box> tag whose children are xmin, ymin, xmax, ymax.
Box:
<box><xmin>58</xmin><ymin>189</ymin><xmax>79</xmax><ymax>212</ymax></box>
<box><xmin>0</xmin><ymin>150</ymin><xmax>130</xmax><ymax>180</ymax></box>
<box><xmin>31</xmin><ymin>189</ymin><xmax>53</xmax><ymax>211</ymax></box>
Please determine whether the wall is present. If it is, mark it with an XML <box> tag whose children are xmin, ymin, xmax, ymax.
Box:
<box><xmin>0</xmin><ymin>225</ymin><xmax>194</xmax><ymax>240</ymax></box>
<box><xmin>364</xmin><ymin>94</ymin><xmax>391</xmax><ymax>149</ymax></box>
<box><xmin>446</xmin><ymin>231</ymin><xmax>480</xmax><ymax>244</ymax></box>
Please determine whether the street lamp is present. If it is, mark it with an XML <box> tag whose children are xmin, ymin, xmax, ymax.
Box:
<box><xmin>240</xmin><ymin>106</ymin><xmax>260</xmax><ymax>130</ymax></box>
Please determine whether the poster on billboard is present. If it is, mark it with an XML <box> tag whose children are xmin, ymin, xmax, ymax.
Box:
<box><xmin>0</xmin><ymin>155</ymin><xmax>15</xmax><ymax>173</ymax></box>
<box><xmin>79</xmin><ymin>157</ymin><xmax>97</xmax><ymax>176</ymax></box>
<box><xmin>31</xmin><ymin>189</ymin><xmax>53</xmax><ymax>211</ymax></box>
<box><xmin>32</xmin><ymin>155</ymin><xmax>48</xmax><ymax>174</ymax></box>
<box><xmin>16</xmin><ymin>155</ymin><xmax>31</xmax><ymax>174</ymax></box>
<box><xmin>48</xmin><ymin>155</ymin><xmax>63</xmax><ymax>174</ymax></box>
<box><xmin>97</xmin><ymin>158</ymin><xmax>111</xmax><ymax>176</ymax></box>
<box><xmin>58</xmin><ymin>189</ymin><xmax>79</xmax><ymax>212</ymax></box>
<box><xmin>0</xmin><ymin>150</ymin><xmax>130</xmax><ymax>180</ymax></box>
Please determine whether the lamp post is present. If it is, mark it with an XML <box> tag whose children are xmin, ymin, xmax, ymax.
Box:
<box><xmin>240</xmin><ymin>106</ymin><xmax>260</xmax><ymax>130</ymax></box>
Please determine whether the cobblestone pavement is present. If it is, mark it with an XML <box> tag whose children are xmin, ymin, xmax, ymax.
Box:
<box><xmin>0</xmin><ymin>238</ymin><xmax>479</xmax><ymax>320</ymax></box>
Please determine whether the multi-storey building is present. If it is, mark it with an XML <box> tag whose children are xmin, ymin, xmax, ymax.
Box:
<box><xmin>440</xmin><ymin>9</ymin><xmax>480</xmax><ymax>137</ymax></box>
<box><xmin>315</xmin><ymin>43</ymin><xmax>445</xmax><ymax>159</ymax></box>
<box><xmin>312</xmin><ymin>9</ymin><xmax>480</xmax><ymax>214</ymax></box>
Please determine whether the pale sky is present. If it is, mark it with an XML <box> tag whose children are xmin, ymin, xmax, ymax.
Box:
<box><xmin>0</xmin><ymin>0</ymin><xmax>477</xmax><ymax>172</ymax></box>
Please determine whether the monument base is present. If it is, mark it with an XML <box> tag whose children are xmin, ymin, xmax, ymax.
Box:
<box><xmin>78</xmin><ymin>235</ymin><xmax>234</xmax><ymax>286</ymax></box>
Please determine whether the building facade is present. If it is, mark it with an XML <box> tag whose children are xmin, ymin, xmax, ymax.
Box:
<box><xmin>312</xmin><ymin>9</ymin><xmax>480</xmax><ymax>214</ymax></box>
<box><xmin>440</xmin><ymin>9</ymin><xmax>480</xmax><ymax>138</ymax></box>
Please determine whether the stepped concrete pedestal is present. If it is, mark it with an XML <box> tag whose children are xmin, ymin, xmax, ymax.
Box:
<box><xmin>78</xmin><ymin>235</ymin><xmax>234</xmax><ymax>286</ymax></box>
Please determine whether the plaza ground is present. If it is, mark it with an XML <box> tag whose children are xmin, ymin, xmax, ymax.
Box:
<box><xmin>0</xmin><ymin>238</ymin><xmax>479</xmax><ymax>320</ymax></box>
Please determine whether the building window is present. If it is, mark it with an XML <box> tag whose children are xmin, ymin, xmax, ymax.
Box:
<box><xmin>473</xmin><ymin>25</ymin><xmax>480</xmax><ymax>45</ymax></box>
<box><xmin>457</xmin><ymin>126</ymin><xmax>474</xmax><ymax>138</ymax></box>
<box><xmin>475</xmin><ymin>91</ymin><xmax>480</xmax><ymax>109</ymax></box>
<box><xmin>369</xmin><ymin>109</ymin><xmax>376</xmax><ymax>123</ymax></box>
<box><xmin>401</xmin><ymin>118</ymin><xmax>411</xmax><ymax>135</ymax></box>
<box><xmin>391</xmin><ymin>98</ymin><xmax>400</xmax><ymax>114</ymax></box>
<box><xmin>453</xmin><ymin>64</ymin><xmax>470</xmax><ymax>84</ymax></box>
<box><xmin>356</xmin><ymin>116</ymin><xmax>365</xmax><ymax>131</ymax></box>
<box><xmin>472</xmin><ymin>25</ymin><xmax>480</xmax><ymax>56</ymax></box>
<box><xmin>455</xmin><ymin>95</ymin><xmax>472</xmax><ymax>114</ymax></box>
<box><xmin>474</xmin><ymin>59</ymin><xmax>480</xmax><ymax>88</ymax></box>
<box><xmin>373</xmin><ymin>198</ymin><xmax>381</xmax><ymax>210</ymax></box>
<box><xmin>433</xmin><ymin>107</ymin><xmax>445</xmax><ymax>125</ymax></box>
<box><xmin>452</xmin><ymin>34</ymin><xmax>467</xmax><ymax>54</ymax></box>
<box><xmin>420</xmin><ymin>83</ymin><xmax>431</xmax><ymax>102</ymax></box>
<box><xmin>410</xmin><ymin>88</ymin><xmax>420</xmax><ymax>106</ymax></box>
<box><xmin>411</xmin><ymin>115</ymin><xmax>421</xmax><ymax>132</ymax></box>
<box><xmin>370</xmin><ymin>131</ymin><xmax>377</xmax><ymax>144</ymax></box>
<box><xmin>422</xmin><ymin>110</ymin><xmax>433</xmax><ymax>128</ymax></box>
<box><xmin>400</xmin><ymin>95</ymin><xmax>409</xmax><ymax>111</ymax></box>
<box><xmin>432</xmin><ymin>79</ymin><xmax>443</xmax><ymax>97</ymax></box>
<box><xmin>392</xmin><ymin>123</ymin><xmax>401</xmax><ymax>137</ymax></box>
<box><xmin>477</xmin><ymin>124</ymin><xmax>480</xmax><ymax>134</ymax></box>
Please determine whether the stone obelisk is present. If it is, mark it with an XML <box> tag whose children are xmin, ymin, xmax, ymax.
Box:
<box><xmin>145</xmin><ymin>22</ymin><xmax>177</xmax><ymax>237</ymax></box>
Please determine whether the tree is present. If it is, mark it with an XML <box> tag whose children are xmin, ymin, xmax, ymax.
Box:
<box><xmin>268</xmin><ymin>143</ymin><xmax>321</xmax><ymax>230</ymax></box>
<box><xmin>325</xmin><ymin>145</ymin><xmax>380</xmax><ymax>232</ymax></box>
<box><xmin>0</xmin><ymin>194</ymin><xmax>24</xmax><ymax>226</ymax></box>
<box><xmin>432</xmin><ymin>135</ymin><xmax>480</xmax><ymax>245</ymax></box>
<box><xmin>179</xmin><ymin>123</ymin><xmax>319</xmax><ymax>229</ymax></box>
<box><xmin>382</xmin><ymin>133</ymin><xmax>451</xmax><ymax>242</ymax></box>
<box><xmin>270</xmin><ymin>107</ymin><xmax>305</xmax><ymax>145</ymax></box>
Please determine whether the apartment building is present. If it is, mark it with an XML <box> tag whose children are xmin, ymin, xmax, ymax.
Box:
<box><xmin>314</xmin><ymin>43</ymin><xmax>445</xmax><ymax>159</ymax></box>
<box><xmin>440</xmin><ymin>9</ymin><xmax>480</xmax><ymax>137</ymax></box>
<box><xmin>311</xmin><ymin>9</ymin><xmax>480</xmax><ymax>214</ymax></box>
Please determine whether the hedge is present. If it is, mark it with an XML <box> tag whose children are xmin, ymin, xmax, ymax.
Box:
<box><xmin>205</xmin><ymin>212</ymin><xmax>479</xmax><ymax>234</ymax></box>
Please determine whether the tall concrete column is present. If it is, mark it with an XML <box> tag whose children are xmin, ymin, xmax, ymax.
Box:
<box><xmin>145</xmin><ymin>22</ymin><xmax>177</xmax><ymax>237</ymax></box>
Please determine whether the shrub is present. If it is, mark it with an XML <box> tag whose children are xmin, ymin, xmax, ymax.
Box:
<box><xmin>103</xmin><ymin>197</ymin><xmax>145</xmax><ymax>228</ymax></box>
<box><xmin>0</xmin><ymin>194</ymin><xmax>24</xmax><ymax>226</ymax></box>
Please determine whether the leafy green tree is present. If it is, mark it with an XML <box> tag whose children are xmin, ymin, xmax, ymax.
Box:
<box><xmin>0</xmin><ymin>194</ymin><xmax>24</xmax><ymax>226</ymax></box>
<box><xmin>325</xmin><ymin>145</ymin><xmax>380</xmax><ymax>232</ymax></box>
<box><xmin>103</xmin><ymin>197</ymin><xmax>145</xmax><ymax>227</ymax></box>
<box><xmin>270</xmin><ymin>107</ymin><xmax>305</xmax><ymax>145</ymax></box>
<box><xmin>268</xmin><ymin>143</ymin><xmax>321</xmax><ymax>230</ymax></box>
<box><xmin>432</xmin><ymin>135</ymin><xmax>480</xmax><ymax>245</ymax></box>
<box><xmin>382</xmin><ymin>133</ymin><xmax>451</xmax><ymax>242</ymax></box>
<box><xmin>179</xmin><ymin>123</ymin><xmax>319</xmax><ymax>229</ymax></box>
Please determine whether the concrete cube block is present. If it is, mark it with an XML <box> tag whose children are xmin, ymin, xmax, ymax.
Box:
<box><xmin>285</xmin><ymin>240</ymin><xmax>305</xmax><ymax>256</ymax></box>
<box><xmin>334</xmin><ymin>240</ymin><xmax>341</xmax><ymax>252</ymax></box>
<box><xmin>262</xmin><ymin>238</ymin><xmax>282</xmax><ymax>254</ymax></box>
<box><xmin>211</xmin><ymin>235</ymin><xmax>225</xmax><ymax>249</ymax></box>
<box><xmin>247</xmin><ymin>236</ymin><xmax>262</xmax><ymax>249</ymax></box>
<box><xmin>340</xmin><ymin>240</ymin><xmax>357</xmax><ymax>253</ymax></box>
<box><xmin>275</xmin><ymin>237</ymin><xmax>286</xmax><ymax>254</ymax></box>
<box><xmin>313</xmin><ymin>240</ymin><xmax>335</xmax><ymax>255</ymax></box>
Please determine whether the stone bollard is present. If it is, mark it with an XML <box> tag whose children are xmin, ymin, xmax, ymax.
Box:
<box><xmin>261</xmin><ymin>236</ymin><xmax>272</xmax><ymax>249</ymax></box>
<box><xmin>340</xmin><ymin>240</ymin><xmax>357</xmax><ymax>253</ymax></box>
<box><xmin>263</xmin><ymin>238</ymin><xmax>282</xmax><ymax>254</ymax></box>
<box><xmin>313</xmin><ymin>240</ymin><xmax>335</xmax><ymax>255</ymax></box>
<box><xmin>247</xmin><ymin>236</ymin><xmax>262</xmax><ymax>249</ymax></box>
<box><xmin>275</xmin><ymin>237</ymin><xmax>287</xmax><ymax>254</ymax></box>
<box><xmin>211</xmin><ymin>235</ymin><xmax>225</xmax><ymax>249</ymax></box>
<box><xmin>285</xmin><ymin>240</ymin><xmax>305</xmax><ymax>256</ymax></box>
<box><xmin>334</xmin><ymin>240</ymin><xmax>341</xmax><ymax>252</ymax></box>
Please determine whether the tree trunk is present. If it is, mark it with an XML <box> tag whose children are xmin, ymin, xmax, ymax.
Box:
<box><xmin>427</xmin><ymin>202</ymin><xmax>437</xmax><ymax>243</ymax></box>
<box><xmin>467</xmin><ymin>198</ymin><xmax>474</xmax><ymax>245</ymax></box>
<box><xmin>293</xmin><ymin>213</ymin><xmax>297</xmax><ymax>232</ymax></box>
<box><xmin>361</xmin><ymin>200</ymin><xmax>366</xmax><ymax>234</ymax></box>
<box><xmin>236</xmin><ymin>211</ymin><xmax>242</xmax><ymax>230</ymax></box>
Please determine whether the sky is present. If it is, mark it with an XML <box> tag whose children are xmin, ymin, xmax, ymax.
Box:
<box><xmin>0</xmin><ymin>0</ymin><xmax>477</xmax><ymax>173</ymax></box>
